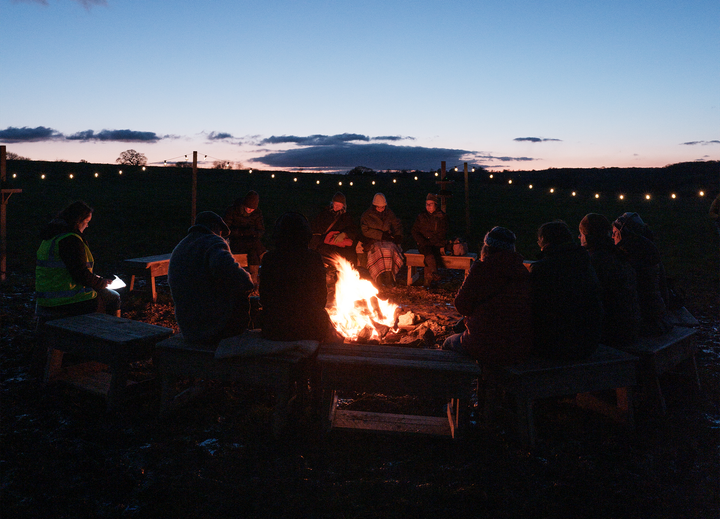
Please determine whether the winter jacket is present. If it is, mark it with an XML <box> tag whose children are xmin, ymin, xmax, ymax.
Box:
<box><xmin>360</xmin><ymin>206</ymin><xmax>403</xmax><ymax>244</ymax></box>
<box><xmin>223</xmin><ymin>202</ymin><xmax>265</xmax><ymax>254</ymax></box>
<box><xmin>411</xmin><ymin>210</ymin><xmax>449</xmax><ymax>249</ymax></box>
<box><xmin>310</xmin><ymin>206</ymin><xmax>359</xmax><ymax>265</ymax></box>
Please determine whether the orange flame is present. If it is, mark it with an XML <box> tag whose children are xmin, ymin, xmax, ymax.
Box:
<box><xmin>328</xmin><ymin>256</ymin><xmax>399</xmax><ymax>341</ymax></box>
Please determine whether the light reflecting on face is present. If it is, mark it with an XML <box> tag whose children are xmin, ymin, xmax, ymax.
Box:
<box><xmin>425</xmin><ymin>201</ymin><xmax>437</xmax><ymax>214</ymax></box>
<box><xmin>332</xmin><ymin>201</ymin><xmax>344</xmax><ymax>212</ymax></box>
<box><xmin>374</xmin><ymin>205</ymin><xmax>386</xmax><ymax>212</ymax></box>
<box><xmin>612</xmin><ymin>226</ymin><xmax>622</xmax><ymax>245</ymax></box>
<box><xmin>579</xmin><ymin>231</ymin><xmax>587</xmax><ymax>247</ymax></box>
<box><xmin>78</xmin><ymin>214</ymin><xmax>92</xmax><ymax>233</ymax></box>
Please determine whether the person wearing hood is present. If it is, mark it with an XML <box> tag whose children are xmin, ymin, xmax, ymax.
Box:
<box><xmin>35</xmin><ymin>201</ymin><xmax>120</xmax><ymax>317</ymax></box>
<box><xmin>529</xmin><ymin>220</ymin><xmax>603</xmax><ymax>360</ymax></box>
<box><xmin>168</xmin><ymin>211</ymin><xmax>254</xmax><ymax>347</ymax></box>
<box><xmin>223</xmin><ymin>190</ymin><xmax>266</xmax><ymax>286</ymax></box>
<box><xmin>259</xmin><ymin>212</ymin><xmax>339</xmax><ymax>342</ymax></box>
<box><xmin>411</xmin><ymin>193</ymin><xmax>449</xmax><ymax>287</ymax></box>
<box><xmin>310</xmin><ymin>191</ymin><xmax>359</xmax><ymax>268</ymax></box>
<box><xmin>360</xmin><ymin>192</ymin><xmax>404</xmax><ymax>288</ymax></box>
<box><xmin>442</xmin><ymin>227</ymin><xmax>532</xmax><ymax>365</ymax></box>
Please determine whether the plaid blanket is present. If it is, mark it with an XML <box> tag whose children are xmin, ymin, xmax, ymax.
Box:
<box><xmin>366</xmin><ymin>241</ymin><xmax>405</xmax><ymax>280</ymax></box>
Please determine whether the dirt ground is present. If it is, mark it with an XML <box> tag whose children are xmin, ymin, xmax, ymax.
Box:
<box><xmin>2</xmin><ymin>271</ymin><xmax>719</xmax><ymax>519</ymax></box>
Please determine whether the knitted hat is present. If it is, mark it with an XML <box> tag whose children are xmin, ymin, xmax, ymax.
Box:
<box><xmin>579</xmin><ymin>213</ymin><xmax>611</xmax><ymax>239</ymax></box>
<box><xmin>372</xmin><ymin>193</ymin><xmax>387</xmax><ymax>206</ymax></box>
<box><xmin>538</xmin><ymin>220</ymin><xmax>573</xmax><ymax>246</ymax></box>
<box><xmin>426</xmin><ymin>193</ymin><xmax>439</xmax><ymax>204</ymax></box>
<box><xmin>273</xmin><ymin>211</ymin><xmax>311</xmax><ymax>248</ymax></box>
<box><xmin>195</xmin><ymin>211</ymin><xmax>230</xmax><ymax>237</ymax></box>
<box><xmin>484</xmin><ymin>226</ymin><xmax>516</xmax><ymax>251</ymax></box>
<box><xmin>332</xmin><ymin>192</ymin><xmax>346</xmax><ymax>206</ymax></box>
<box><xmin>613</xmin><ymin>212</ymin><xmax>645</xmax><ymax>234</ymax></box>
<box><xmin>242</xmin><ymin>190</ymin><xmax>260</xmax><ymax>210</ymax></box>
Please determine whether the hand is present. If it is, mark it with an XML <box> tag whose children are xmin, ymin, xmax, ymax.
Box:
<box><xmin>101</xmin><ymin>278</ymin><xmax>112</xmax><ymax>289</ymax></box>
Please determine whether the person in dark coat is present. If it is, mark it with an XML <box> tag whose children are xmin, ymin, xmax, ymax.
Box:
<box><xmin>443</xmin><ymin>227</ymin><xmax>533</xmax><ymax>365</ymax></box>
<box><xmin>579</xmin><ymin>213</ymin><xmax>641</xmax><ymax>347</ymax></box>
<box><xmin>259</xmin><ymin>212</ymin><xmax>338</xmax><ymax>343</ymax></box>
<box><xmin>411</xmin><ymin>193</ymin><xmax>449</xmax><ymax>287</ymax></box>
<box><xmin>360</xmin><ymin>193</ymin><xmax>404</xmax><ymax>287</ymax></box>
<box><xmin>612</xmin><ymin>212</ymin><xmax>672</xmax><ymax>336</ymax></box>
<box><xmin>35</xmin><ymin>201</ymin><xmax>120</xmax><ymax>317</ymax></box>
<box><xmin>530</xmin><ymin>220</ymin><xmax>603</xmax><ymax>360</ymax></box>
<box><xmin>168</xmin><ymin>211</ymin><xmax>254</xmax><ymax>347</ymax></box>
<box><xmin>310</xmin><ymin>192</ymin><xmax>359</xmax><ymax>268</ymax></box>
<box><xmin>223</xmin><ymin>190</ymin><xmax>266</xmax><ymax>286</ymax></box>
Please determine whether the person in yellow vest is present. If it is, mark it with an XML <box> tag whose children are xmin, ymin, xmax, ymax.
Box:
<box><xmin>35</xmin><ymin>201</ymin><xmax>120</xmax><ymax>316</ymax></box>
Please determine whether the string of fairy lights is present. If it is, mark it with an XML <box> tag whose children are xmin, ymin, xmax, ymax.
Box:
<box><xmin>9</xmin><ymin>160</ymin><xmax>712</xmax><ymax>202</ymax></box>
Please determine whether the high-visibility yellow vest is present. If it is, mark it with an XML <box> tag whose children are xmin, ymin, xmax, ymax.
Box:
<box><xmin>35</xmin><ymin>232</ymin><xmax>97</xmax><ymax>307</ymax></box>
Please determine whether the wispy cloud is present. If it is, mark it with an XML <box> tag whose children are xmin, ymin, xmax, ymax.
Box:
<box><xmin>206</xmin><ymin>132</ymin><xmax>234</xmax><ymax>140</ymax></box>
<box><xmin>260</xmin><ymin>133</ymin><xmax>410</xmax><ymax>146</ymax></box>
<box><xmin>681</xmin><ymin>140</ymin><xmax>720</xmax><ymax>146</ymax></box>
<box><xmin>0</xmin><ymin>126</ymin><xmax>63</xmax><ymax>142</ymax></box>
<box><xmin>12</xmin><ymin>0</ymin><xmax>107</xmax><ymax>9</ymax></box>
<box><xmin>514</xmin><ymin>137</ymin><xmax>562</xmax><ymax>143</ymax></box>
<box><xmin>66</xmin><ymin>129</ymin><xmax>161</xmax><ymax>142</ymax></box>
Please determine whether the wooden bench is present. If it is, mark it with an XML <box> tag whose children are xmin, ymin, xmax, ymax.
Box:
<box><xmin>40</xmin><ymin>313</ymin><xmax>173</xmax><ymax>410</ymax></box>
<box><xmin>317</xmin><ymin>343</ymin><xmax>482</xmax><ymax>439</ymax></box>
<box><xmin>481</xmin><ymin>345</ymin><xmax>638</xmax><ymax>447</ymax></box>
<box><xmin>404</xmin><ymin>249</ymin><xmax>477</xmax><ymax>286</ymax></box>
<box><xmin>618</xmin><ymin>325</ymin><xmax>699</xmax><ymax>415</ymax></box>
<box><xmin>123</xmin><ymin>253</ymin><xmax>248</xmax><ymax>302</ymax></box>
<box><xmin>154</xmin><ymin>332</ymin><xmax>318</xmax><ymax>437</ymax></box>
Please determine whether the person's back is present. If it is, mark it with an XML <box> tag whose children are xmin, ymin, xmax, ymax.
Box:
<box><xmin>530</xmin><ymin>221</ymin><xmax>603</xmax><ymax>360</ymax></box>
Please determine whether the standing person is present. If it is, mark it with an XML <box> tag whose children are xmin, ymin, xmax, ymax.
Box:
<box><xmin>224</xmin><ymin>190</ymin><xmax>265</xmax><ymax>287</ymax></box>
<box><xmin>710</xmin><ymin>193</ymin><xmax>720</xmax><ymax>239</ymax></box>
<box><xmin>310</xmin><ymin>191</ymin><xmax>359</xmax><ymax>268</ymax></box>
<box><xmin>168</xmin><ymin>211</ymin><xmax>254</xmax><ymax>348</ymax></box>
<box><xmin>411</xmin><ymin>193</ymin><xmax>449</xmax><ymax>287</ymax></box>
<box><xmin>360</xmin><ymin>193</ymin><xmax>404</xmax><ymax>288</ymax></box>
<box><xmin>579</xmin><ymin>213</ymin><xmax>641</xmax><ymax>347</ymax></box>
<box><xmin>529</xmin><ymin>221</ymin><xmax>603</xmax><ymax>360</ymax></box>
<box><xmin>259</xmin><ymin>212</ymin><xmax>338</xmax><ymax>342</ymax></box>
<box><xmin>442</xmin><ymin>227</ymin><xmax>533</xmax><ymax>365</ymax></box>
<box><xmin>612</xmin><ymin>212</ymin><xmax>672</xmax><ymax>336</ymax></box>
<box><xmin>35</xmin><ymin>201</ymin><xmax>120</xmax><ymax>317</ymax></box>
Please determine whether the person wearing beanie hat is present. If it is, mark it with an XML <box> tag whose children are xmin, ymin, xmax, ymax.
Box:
<box><xmin>223</xmin><ymin>190</ymin><xmax>266</xmax><ymax>285</ymax></box>
<box><xmin>361</xmin><ymin>193</ymin><xmax>404</xmax><ymax>287</ymax></box>
<box><xmin>611</xmin><ymin>212</ymin><xmax>671</xmax><ymax>336</ymax></box>
<box><xmin>579</xmin><ymin>214</ymin><xmax>641</xmax><ymax>347</ymax></box>
<box><xmin>168</xmin><ymin>210</ymin><xmax>255</xmax><ymax>347</ymax></box>
<box><xmin>442</xmin><ymin>226</ymin><xmax>532</xmax><ymax>365</ymax></box>
<box><xmin>258</xmin><ymin>212</ymin><xmax>339</xmax><ymax>343</ymax></box>
<box><xmin>528</xmin><ymin>220</ymin><xmax>603</xmax><ymax>360</ymax></box>
<box><xmin>309</xmin><ymin>192</ymin><xmax>359</xmax><ymax>270</ymax></box>
<box><xmin>411</xmin><ymin>193</ymin><xmax>448</xmax><ymax>286</ymax></box>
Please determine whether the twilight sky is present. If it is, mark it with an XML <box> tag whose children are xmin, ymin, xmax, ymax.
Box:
<box><xmin>1</xmin><ymin>0</ymin><xmax>718</xmax><ymax>172</ymax></box>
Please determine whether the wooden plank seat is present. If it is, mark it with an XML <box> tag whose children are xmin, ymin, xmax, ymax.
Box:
<box><xmin>618</xmin><ymin>324</ymin><xmax>699</xmax><ymax>415</ymax></box>
<box><xmin>40</xmin><ymin>313</ymin><xmax>173</xmax><ymax>410</ymax></box>
<box><xmin>404</xmin><ymin>249</ymin><xmax>477</xmax><ymax>286</ymax></box>
<box><xmin>123</xmin><ymin>253</ymin><xmax>248</xmax><ymax>302</ymax></box>
<box><xmin>317</xmin><ymin>343</ymin><xmax>482</xmax><ymax>439</ymax></box>
<box><xmin>154</xmin><ymin>331</ymin><xmax>319</xmax><ymax>437</ymax></box>
<box><xmin>481</xmin><ymin>345</ymin><xmax>638</xmax><ymax>447</ymax></box>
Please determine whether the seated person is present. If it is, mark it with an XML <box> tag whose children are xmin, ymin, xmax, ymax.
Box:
<box><xmin>223</xmin><ymin>190</ymin><xmax>266</xmax><ymax>286</ymax></box>
<box><xmin>443</xmin><ymin>227</ymin><xmax>533</xmax><ymax>365</ymax></box>
<box><xmin>35</xmin><ymin>201</ymin><xmax>120</xmax><ymax>317</ymax></box>
<box><xmin>529</xmin><ymin>221</ymin><xmax>603</xmax><ymax>360</ymax></box>
<box><xmin>259</xmin><ymin>212</ymin><xmax>339</xmax><ymax>343</ymax></box>
<box><xmin>579</xmin><ymin>213</ymin><xmax>641</xmax><ymax>347</ymax></box>
<box><xmin>411</xmin><ymin>193</ymin><xmax>449</xmax><ymax>287</ymax></box>
<box><xmin>168</xmin><ymin>211</ymin><xmax>254</xmax><ymax>347</ymax></box>
<box><xmin>310</xmin><ymin>191</ymin><xmax>358</xmax><ymax>268</ymax></box>
<box><xmin>612</xmin><ymin>212</ymin><xmax>672</xmax><ymax>336</ymax></box>
<box><xmin>360</xmin><ymin>193</ymin><xmax>404</xmax><ymax>287</ymax></box>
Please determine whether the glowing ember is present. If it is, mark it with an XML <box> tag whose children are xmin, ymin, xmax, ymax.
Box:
<box><xmin>328</xmin><ymin>256</ymin><xmax>400</xmax><ymax>341</ymax></box>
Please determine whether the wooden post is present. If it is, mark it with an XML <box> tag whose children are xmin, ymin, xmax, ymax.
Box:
<box><xmin>1</xmin><ymin>145</ymin><xmax>22</xmax><ymax>281</ymax></box>
<box><xmin>440</xmin><ymin>161</ymin><xmax>447</xmax><ymax>214</ymax></box>
<box><xmin>191</xmin><ymin>151</ymin><xmax>197</xmax><ymax>225</ymax></box>
<box><xmin>464</xmin><ymin>162</ymin><xmax>470</xmax><ymax>237</ymax></box>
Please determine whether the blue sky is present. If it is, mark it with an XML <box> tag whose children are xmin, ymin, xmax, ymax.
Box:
<box><xmin>1</xmin><ymin>0</ymin><xmax>718</xmax><ymax>172</ymax></box>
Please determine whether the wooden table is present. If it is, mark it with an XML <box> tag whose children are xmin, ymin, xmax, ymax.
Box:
<box><xmin>42</xmin><ymin>313</ymin><xmax>173</xmax><ymax>410</ymax></box>
<box><xmin>123</xmin><ymin>253</ymin><xmax>248</xmax><ymax>301</ymax></box>
<box><xmin>317</xmin><ymin>343</ymin><xmax>481</xmax><ymax>439</ymax></box>
<box><xmin>404</xmin><ymin>249</ymin><xmax>477</xmax><ymax>286</ymax></box>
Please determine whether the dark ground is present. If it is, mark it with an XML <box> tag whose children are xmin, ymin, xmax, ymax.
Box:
<box><xmin>1</xmin><ymin>271</ymin><xmax>719</xmax><ymax>519</ymax></box>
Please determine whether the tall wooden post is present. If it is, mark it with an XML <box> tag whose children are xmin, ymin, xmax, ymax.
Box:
<box><xmin>436</xmin><ymin>161</ymin><xmax>454</xmax><ymax>216</ymax></box>
<box><xmin>464</xmin><ymin>162</ymin><xmax>470</xmax><ymax>237</ymax></box>
<box><xmin>191</xmin><ymin>151</ymin><xmax>197</xmax><ymax>225</ymax></box>
<box><xmin>1</xmin><ymin>145</ymin><xmax>22</xmax><ymax>281</ymax></box>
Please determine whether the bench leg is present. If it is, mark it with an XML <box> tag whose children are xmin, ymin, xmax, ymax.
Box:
<box><xmin>516</xmin><ymin>396</ymin><xmax>536</xmax><ymax>447</ymax></box>
<box><xmin>107</xmin><ymin>362</ymin><xmax>129</xmax><ymax>411</ymax></box>
<box><xmin>128</xmin><ymin>274</ymin><xmax>136</xmax><ymax>292</ymax></box>
<box><xmin>150</xmin><ymin>275</ymin><xmax>157</xmax><ymax>302</ymax></box>
<box><xmin>43</xmin><ymin>348</ymin><xmax>64</xmax><ymax>385</ymax></box>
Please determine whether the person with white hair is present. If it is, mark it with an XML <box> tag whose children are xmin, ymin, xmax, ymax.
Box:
<box><xmin>360</xmin><ymin>193</ymin><xmax>404</xmax><ymax>288</ymax></box>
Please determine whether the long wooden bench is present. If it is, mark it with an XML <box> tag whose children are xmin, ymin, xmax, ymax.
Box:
<box><xmin>123</xmin><ymin>253</ymin><xmax>248</xmax><ymax>301</ymax></box>
<box><xmin>40</xmin><ymin>313</ymin><xmax>173</xmax><ymax>410</ymax></box>
<box><xmin>154</xmin><ymin>332</ymin><xmax>318</xmax><ymax>437</ymax></box>
<box><xmin>404</xmin><ymin>249</ymin><xmax>477</xmax><ymax>286</ymax></box>
<box><xmin>618</xmin><ymin>325</ymin><xmax>699</xmax><ymax>415</ymax></box>
<box><xmin>317</xmin><ymin>343</ymin><xmax>482</xmax><ymax>439</ymax></box>
<box><xmin>481</xmin><ymin>345</ymin><xmax>638</xmax><ymax>447</ymax></box>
